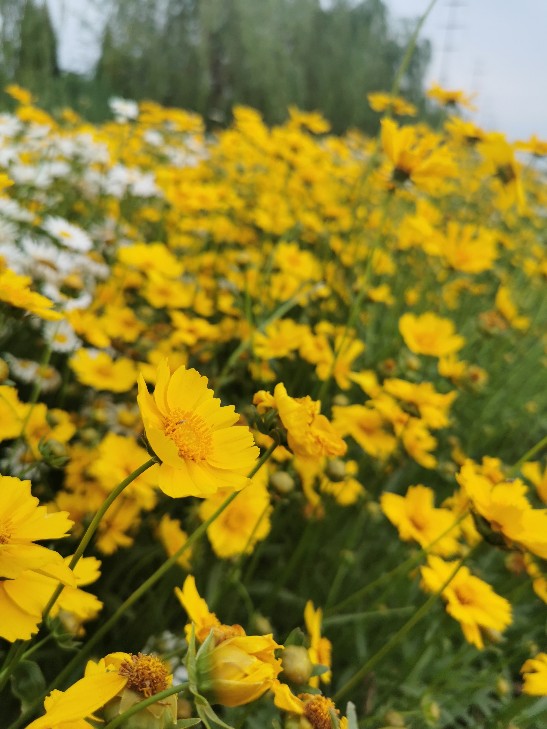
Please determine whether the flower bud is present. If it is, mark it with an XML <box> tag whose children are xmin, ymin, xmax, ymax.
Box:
<box><xmin>326</xmin><ymin>458</ymin><xmax>346</xmax><ymax>482</ymax></box>
<box><xmin>270</xmin><ymin>471</ymin><xmax>295</xmax><ymax>494</ymax></box>
<box><xmin>281</xmin><ymin>646</ymin><xmax>313</xmax><ymax>685</ymax></box>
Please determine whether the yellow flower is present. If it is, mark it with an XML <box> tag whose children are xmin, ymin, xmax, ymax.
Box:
<box><xmin>521</xmin><ymin>462</ymin><xmax>547</xmax><ymax>504</ymax></box>
<box><xmin>0</xmin><ymin>475</ymin><xmax>73</xmax><ymax>580</ymax></box>
<box><xmin>427</xmin><ymin>84</ymin><xmax>476</xmax><ymax>110</ymax></box>
<box><xmin>176</xmin><ymin>575</ymin><xmax>282</xmax><ymax>707</ymax></box>
<box><xmin>304</xmin><ymin>601</ymin><xmax>332</xmax><ymax>686</ymax></box>
<box><xmin>0</xmin><ymin>475</ymin><xmax>75</xmax><ymax>641</ymax></box>
<box><xmin>332</xmin><ymin>404</ymin><xmax>396</xmax><ymax>460</ymax></box>
<box><xmin>383</xmin><ymin>378</ymin><xmax>457</xmax><ymax>429</ymax></box>
<box><xmin>197</xmin><ymin>632</ymin><xmax>283</xmax><ymax>707</ymax></box>
<box><xmin>521</xmin><ymin>653</ymin><xmax>547</xmax><ymax>696</ymax></box>
<box><xmin>381</xmin><ymin>119</ymin><xmax>456</xmax><ymax>192</ymax></box>
<box><xmin>495</xmin><ymin>285</ymin><xmax>530</xmax><ymax>331</ymax></box>
<box><xmin>138</xmin><ymin>360</ymin><xmax>259</xmax><ymax>498</ymax></box>
<box><xmin>5</xmin><ymin>83</ymin><xmax>34</xmax><ymax>105</ymax></box>
<box><xmin>441</xmin><ymin>223</ymin><xmax>497</xmax><ymax>274</ymax></box>
<box><xmin>0</xmin><ymin>267</ymin><xmax>62</xmax><ymax>321</ymax></box>
<box><xmin>273</xmin><ymin>688</ymin><xmax>343</xmax><ymax>729</ymax></box>
<box><xmin>70</xmin><ymin>349</ymin><xmax>137</xmax><ymax>393</ymax></box>
<box><xmin>90</xmin><ymin>433</ymin><xmax>158</xmax><ymax>510</ymax></box>
<box><xmin>368</xmin><ymin>91</ymin><xmax>417</xmax><ymax>116</ymax></box>
<box><xmin>457</xmin><ymin>461</ymin><xmax>547</xmax><ymax>559</ymax></box>
<box><xmin>26</xmin><ymin>652</ymin><xmax>175</xmax><ymax>729</ymax></box>
<box><xmin>420</xmin><ymin>555</ymin><xmax>512</xmax><ymax>649</ymax></box>
<box><xmin>15</xmin><ymin>556</ymin><xmax>103</xmax><ymax>637</ymax></box>
<box><xmin>157</xmin><ymin>514</ymin><xmax>192</xmax><ymax>570</ymax></box>
<box><xmin>381</xmin><ymin>485</ymin><xmax>461</xmax><ymax>556</ymax></box>
<box><xmin>0</xmin><ymin>385</ymin><xmax>27</xmax><ymax>441</ymax></box>
<box><xmin>264</xmin><ymin>383</ymin><xmax>347</xmax><ymax>461</ymax></box>
<box><xmin>399</xmin><ymin>312</ymin><xmax>465</xmax><ymax>357</ymax></box>
<box><xmin>199</xmin><ymin>469</ymin><xmax>272</xmax><ymax>559</ymax></box>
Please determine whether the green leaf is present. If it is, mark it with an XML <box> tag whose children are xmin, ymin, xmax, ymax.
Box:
<box><xmin>311</xmin><ymin>663</ymin><xmax>329</xmax><ymax>677</ymax></box>
<box><xmin>175</xmin><ymin>719</ymin><xmax>202</xmax><ymax>728</ymax></box>
<box><xmin>284</xmin><ymin>627</ymin><xmax>306</xmax><ymax>647</ymax></box>
<box><xmin>196</xmin><ymin>700</ymin><xmax>235</xmax><ymax>729</ymax></box>
<box><xmin>10</xmin><ymin>660</ymin><xmax>46</xmax><ymax>709</ymax></box>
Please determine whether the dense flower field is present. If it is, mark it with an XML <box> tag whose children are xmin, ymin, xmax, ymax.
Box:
<box><xmin>0</xmin><ymin>83</ymin><xmax>546</xmax><ymax>729</ymax></box>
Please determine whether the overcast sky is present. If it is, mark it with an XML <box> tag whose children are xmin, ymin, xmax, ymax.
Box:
<box><xmin>48</xmin><ymin>0</ymin><xmax>546</xmax><ymax>141</ymax></box>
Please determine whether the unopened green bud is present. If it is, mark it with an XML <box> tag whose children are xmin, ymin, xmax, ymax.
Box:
<box><xmin>270</xmin><ymin>471</ymin><xmax>295</xmax><ymax>494</ymax></box>
<box><xmin>281</xmin><ymin>646</ymin><xmax>313</xmax><ymax>685</ymax></box>
<box><xmin>326</xmin><ymin>458</ymin><xmax>346</xmax><ymax>482</ymax></box>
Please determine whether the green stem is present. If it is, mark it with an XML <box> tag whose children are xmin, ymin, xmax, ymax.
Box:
<box><xmin>42</xmin><ymin>457</ymin><xmax>158</xmax><ymax>623</ymax></box>
<box><xmin>390</xmin><ymin>0</ymin><xmax>439</xmax><ymax>98</ymax></box>
<box><xmin>216</xmin><ymin>289</ymin><xmax>313</xmax><ymax>389</ymax></box>
<box><xmin>12</xmin><ymin>442</ymin><xmax>278</xmax><ymax>729</ymax></box>
<box><xmin>333</xmin><ymin>549</ymin><xmax>472</xmax><ymax>702</ymax></box>
<box><xmin>103</xmin><ymin>682</ymin><xmax>188</xmax><ymax>729</ymax></box>
<box><xmin>326</xmin><ymin>510</ymin><xmax>468</xmax><ymax>615</ymax></box>
<box><xmin>17</xmin><ymin>325</ymin><xmax>58</xmax><ymax>441</ymax></box>
<box><xmin>323</xmin><ymin>606</ymin><xmax>414</xmax><ymax>628</ymax></box>
<box><xmin>508</xmin><ymin>434</ymin><xmax>547</xmax><ymax>477</ymax></box>
<box><xmin>0</xmin><ymin>642</ymin><xmax>26</xmax><ymax>693</ymax></box>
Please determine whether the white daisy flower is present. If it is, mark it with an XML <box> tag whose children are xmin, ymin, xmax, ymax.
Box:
<box><xmin>43</xmin><ymin>319</ymin><xmax>82</xmax><ymax>353</ymax></box>
<box><xmin>109</xmin><ymin>96</ymin><xmax>139</xmax><ymax>122</ymax></box>
<box><xmin>42</xmin><ymin>216</ymin><xmax>93</xmax><ymax>252</ymax></box>
<box><xmin>3</xmin><ymin>353</ymin><xmax>39</xmax><ymax>383</ymax></box>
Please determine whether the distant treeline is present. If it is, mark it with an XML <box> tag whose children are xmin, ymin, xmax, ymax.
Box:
<box><xmin>0</xmin><ymin>0</ymin><xmax>433</xmax><ymax>132</ymax></box>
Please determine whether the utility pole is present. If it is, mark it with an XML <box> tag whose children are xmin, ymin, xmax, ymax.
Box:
<box><xmin>438</xmin><ymin>0</ymin><xmax>466</xmax><ymax>87</ymax></box>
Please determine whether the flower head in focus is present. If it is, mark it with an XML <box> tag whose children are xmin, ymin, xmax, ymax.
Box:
<box><xmin>25</xmin><ymin>652</ymin><xmax>176</xmax><ymax>729</ymax></box>
<box><xmin>138</xmin><ymin>360</ymin><xmax>259</xmax><ymax>498</ymax></box>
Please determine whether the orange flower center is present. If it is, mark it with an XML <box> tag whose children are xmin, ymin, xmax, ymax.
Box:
<box><xmin>301</xmin><ymin>695</ymin><xmax>339</xmax><ymax>729</ymax></box>
<box><xmin>118</xmin><ymin>653</ymin><xmax>170</xmax><ymax>698</ymax></box>
<box><xmin>163</xmin><ymin>409</ymin><xmax>213</xmax><ymax>462</ymax></box>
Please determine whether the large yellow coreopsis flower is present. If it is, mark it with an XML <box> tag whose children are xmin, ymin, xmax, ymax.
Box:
<box><xmin>26</xmin><ymin>652</ymin><xmax>176</xmax><ymax>729</ymax></box>
<box><xmin>138</xmin><ymin>360</ymin><xmax>259</xmax><ymax>498</ymax></box>
<box><xmin>0</xmin><ymin>475</ymin><xmax>75</xmax><ymax>641</ymax></box>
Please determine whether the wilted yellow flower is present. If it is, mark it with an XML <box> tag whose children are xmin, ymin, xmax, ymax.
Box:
<box><xmin>256</xmin><ymin>383</ymin><xmax>346</xmax><ymax>461</ymax></box>
<box><xmin>138</xmin><ymin>360</ymin><xmax>258</xmax><ymax>498</ymax></box>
